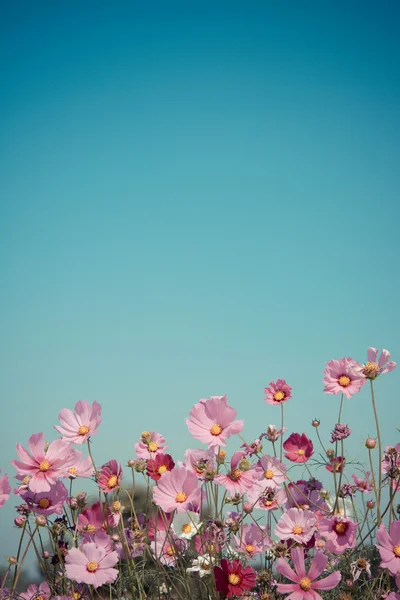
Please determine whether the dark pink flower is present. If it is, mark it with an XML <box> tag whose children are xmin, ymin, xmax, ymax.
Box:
<box><xmin>323</xmin><ymin>358</ymin><xmax>366</xmax><ymax>399</ymax></box>
<box><xmin>152</xmin><ymin>466</ymin><xmax>201</xmax><ymax>513</ymax></box>
<box><xmin>97</xmin><ymin>460</ymin><xmax>123</xmax><ymax>494</ymax></box>
<box><xmin>375</xmin><ymin>521</ymin><xmax>400</xmax><ymax>575</ymax></box>
<box><xmin>78</xmin><ymin>502</ymin><xmax>103</xmax><ymax>534</ymax></box>
<box><xmin>214</xmin><ymin>559</ymin><xmax>256</xmax><ymax>599</ymax></box>
<box><xmin>326</xmin><ymin>456</ymin><xmax>345</xmax><ymax>473</ymax></box>
<box><xmin>362</xmin><ymin>347</ymin><xmax>396</xmax><ymax>379</ymax></box>
<box><xmin>330</xmin><ymin>423</ymin><xmax>352</xmax><ymax>443</ymax></box>
<box><xmin>54</xmin><ymin>401</ymin><xmax>102</xmax><ymax>444</ymax></box>
<box><xmin>318</xmin><ymin>515</ymin><xmax>358</xmax><ymax>555</ymax></box>
<box><xmin>275</xmin><ymin>508</ymin><xmax>317</xmax><ymax>544</ymax></box>
<box><xmin>352</xmin><ymin>473</ymin><xmax>373</xmax><ymax>493</ymax></box>
<box><xmin>276</xmin><ymin>547</ymin><xmax>341</xmax><ymax>600</ymax></box>
<box><xmin>186</xmin><ymin>395</ymin><xmax>244</xmax><ymax>448</ymax></box>
<box><xmin>65</xmin><ymin>542</ymin><xmax>118</xmax><ymax>588</ymax></box>
<box><xmin>12</xmin><ymin>432</ymin><xmax>76</xmax><ymax>493</ymax></box>
<box><xmin>146</xmin><ymin>453</ymin><xmax>175</xmax><ymax>481</ymax></box>
<box><xmin>214</xmin><ymin>452</ymin><xmax>256</xmax><ymax>496</ymax></box>
<box><xmin>183</xmin><ymin>448</ymin><xmax>216</xmax><ymax>478</ymax></box>
<box><xmin>264</xmin><ymin>379</ymin><xmax>292</xmax><ymax>406</ymax></box>
<box><xmin>283</xmin><ymin>433</ymin><xmax>314</xmax><ymax>463</ymax></box>
<box><xmin>135</xmin><ymin>431</ymin><xmax>167</xmax><ymax>459</ymax></box>
<box><xmin>0</xmin><ymin>470</ymin><xmax>11</xmax><ymax>508</ymax></box>
<box><xmin>21</xmin><ymin>481</ymin><xmax>68</xmax><ymax>516</ymax></box>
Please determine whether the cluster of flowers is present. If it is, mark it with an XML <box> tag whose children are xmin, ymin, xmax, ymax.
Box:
<box><xmin>0</xmin><ymin>347</ymin><xmax>399</xmax><ymax>600</ymax></box>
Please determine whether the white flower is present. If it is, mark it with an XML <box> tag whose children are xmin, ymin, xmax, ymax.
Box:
<box><xmin>326</xmin><ymin>496</ymin><xmax>353</xmax><ymax>518</ymax></box>
<box><xmin>172</xmin><ymin>511</ymin><xmax>202</xmax><ymax>540</ymax></box>
<box><xmin>186</xmin><ymin>553</ymin><xmax>214</xmax><ymax>578</ymax></box>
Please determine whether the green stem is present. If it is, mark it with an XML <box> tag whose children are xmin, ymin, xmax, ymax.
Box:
<box><xmin>370</xmin><ymin>380</ymin><xmax>382</xmax><ymax>524</ymax></box>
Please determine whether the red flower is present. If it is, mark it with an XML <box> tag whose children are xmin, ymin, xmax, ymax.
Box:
<box><xmin>146</xmin><ymin>454</ymin><xmax>175</xmax><ymax>481</ymax></box>
<box><xmin>283</xmin><ymin>433</ymin><xmax>314</xmax><ymax>463</ymax></box>
<box><xmin>326</xmin><ymin>456</ymin><xmax>345</xmax><ymax>473</ymax></box>
<box><xmin>214</xmin><ymin>559</ymin><xmax>256</xmax><ymax>599</ymax></box>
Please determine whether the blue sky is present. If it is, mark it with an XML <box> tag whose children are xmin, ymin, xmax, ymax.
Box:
<box><xmin>0</xmin><ymin>0</ymin><xmax>399</xmax><ymax>576</ymax></box>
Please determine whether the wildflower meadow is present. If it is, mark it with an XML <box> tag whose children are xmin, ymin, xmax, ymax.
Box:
<box><xmin>0</xmin><ymin>347</ymin><xmax>399</xmax><ymax>600</ymax></box>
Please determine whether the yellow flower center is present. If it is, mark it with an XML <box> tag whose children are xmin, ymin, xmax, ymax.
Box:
<box><xmin>107</xmin><ymin>475</ymin><xmax>118</xmax><ymax>489</ymax></box>
<box><xmin>78</xmin><ymin>425</ymin><xmax>89</xmax><ymax>435</ymax></box>
<box><xmin>363</xmin><ymin>362</ymin><xmax>380</xmax><ymax>377</ymax></box>
<box><xmin>85</xmin><ymin>524</ymin><xmax>96</xmax><ymax>533</ymax></box>
<box><xmin>297</xmin><ymin>449</ymin><xmax>305</xmax><ymax>456</ymax></box>
<box><xmin>218</xmin><ymin>449</ymin><xmax>226</xmax><ymax>459</ymax></box>
<box><xmin>68</xmin><ymin>466</ymin><xmax>78</xmax><ymax>475</ymax></box>
<box><xmin>230</xmin><ymin>468</ymin><xmax>242</xmax><ymax>481</ymax></box>
<box><xmin>264</xmin><ymin>469</ymin><xmax>274</xmax><ymax>479</ymax></box>
<box><xmin>39</xmin><ymin>460</ymin><xmax>51</xmax><ymax>472</ymax></box>
<box><xmin>293</xmin><ymin>525</ymin><xmax>303</xmax><ymax>535</ymax></box>
<box><xmin>87</xmin><ymin>561</ymin><xmax>98</xmax><ymax>572</ymax></box>
<box><xmin>112</xmin><ymin>501</ymin><xmax>121</xmax><ymax>512</ymax></box>
<box><xmin>38</xmin><ymin>498</ymin><xmax>50</xmax><ymax>509</ymax></box>
<box><xmin>273</xmin><ymin>391</ymin><xmax>285</xmax><ymax>402</ymax></box>
<box><xmin>22</xmin><ymin>476</ymin><xmax>30</xmax><ymax>485</ymax></box>
<box><xmin>394</xmin><ymin>544</ymin><xmax>400</xmax><ymax>557</ymax></box>
<box><xmin>148</xmin><ymin>442</ymin><xmax>158</xmax><ymax>452</ymax></box>
<box><xmin>199</xmin><ymin>559</ymin><xmax>211</xmax><ymax>570</ymax></box>
<box><xmin>338</xmin><ymin>375</ymin><xmax>351</xmax><ymax>387</ymax></box>
<box><xmin>73</xmin><ymin>593</ymin><xmax>81</xmax><ymax>600</ymax></box>
<box><xmin>210</xmin><ymin>424</ymin><xmax>222</xmax><ymax>436</ymax></box>
<box><xmin>356</xmin><ymin>558</ymin><xmax>367</xmax><ymax>569</ymax></box>
<box><xmin>335</xmin><ymin>522</ymin><xmax>346</xmax><ymax>535</ymax></box>
<box><xmin>166</xmin><ymin>546</ymin><xmax>176</xmax><ymax>556</ymax></box>
<box><xmin>182</xmin><ymin>523</ymin><xmax>192</xmax><ymax>534</ymax></box>
<box><xmin>158</xmin><ymin>465</ymin><xmax>168</xmax><ymax>474</ymax></box>
<box><xmin>34</xmin><ymin>596</ymin><xmax>44</xmax><ymax>600</ymax></box>
<box><xmin>175</xmin><ymin>492</ymin><xmax>187</xmax><ymax>503</ymax></box>
<box><xmin>299</xmin><ymin>577</ymin><xmax>312</xmax><ymax>591</ymax></box>
<box><xmin>228</xmin><ymin>573</ymin><xmax>241</xmax><ymax>585</ymax></box>
<box><xmin>245</xmin><ymin>544</ymin><xmax>255</xmax><ymax>554</ymax></box>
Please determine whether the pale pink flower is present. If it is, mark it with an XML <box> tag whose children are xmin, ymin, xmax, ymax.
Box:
<box><xmin>65</xmin><ymin>542</ymin><xmax>119</xmax><ymax>588</ymax></box>
<box><xmin>323</xmin><ymin>357</ymin><xmax>366</xmax><ymax>399</ymax></box>
<box><xmin>135</xmin><ymin>431</ymin><xmax>167</xmax><ymax>459</ymax></box>
<box><xmin>66</xmin><ymin>451</ymin><xmax>95</xmax><ymax>479</ymax></box>
<box><xmin>97</xmin><ymin>460</ymin><xmax>123</xmax><ymax>494</ymax></box>
<box><xmin>0</xmin><ymin>470</ymin><xmax>11</xmax><ymax>508</ymax></box>
<box><xmin>318</xmin><ymin>515</ymin><xmax>358</xmax><ymax>555</ymax></box>
<box><xmin>255</xmin><ymin>455</ymin><xmax>286</xmax><ymax>488</ymax></box>
<box><xmin>21</xmin><ymin>481</ymin><xmax>68</xmax><ymax>516</ymax></box>
<box><xmin>247</xmin><ymin>484</ymin><xmax>287</xmax><ymax>512</ymax></box>
<box><xmin>276</xmin><ymin>547</ymin><xmax>341</xmax><ymax>599</ymax></box>
<box><xmin>183</xmin><ymin>448</ymin><xmax>216</xmax><ymax>478</ymax></box>
<box><xmin>214</xmin><ymin>452</ymin><xmax>256</xmax><ymax>496</ymax></box>
<box><xmin>264</xmin><ymin>379</ymin><xmax>292</xmax><ymax>406</ymax></box>
<box><xmin>265</xmin><ymin>424</ymin><xmax>287</xmax><ymax>442</ymax></box>
<box><xmin>283</xmin><ymin>433</ymin><xmax>314</xmax><ymax>463</ymax></box>
<box><xmin>275</xmin><ymin>508</ymin><xmax>317</xmax><ymax>544</ymax></box>
<box><xmin>82</xmin><ymin>531</ymin><xmax>115</xmax><ymax>554</ymax></box>
<box><xmin>12</xmin><ymin>432</ymin><xmax>76</xmax><ymax>493</ymax></box>
<box><xmin>20</xmin><ymin>582</ymin><xmax>51</xmax><ymax>600</ymax></box>
<box><xmin>233</xmin><ymin>523</ymin><xmax>272</xmax><ymax>558</ymax></box>
<box><xmin>186</xmin><ymin>395</ymin><xmax>244</xmax><ymax>448</ymax></box>
<box><xmin>152</xmin><ymin>466</ymin><xmax>201</xmax><ymax>513</ymax></box>
<box><xmin>150</xmin><ymin>530</ymin><xmax>186</xmax><ymax>566</ymax></box>
<box><xmin>362</xmin><ymin>347</ymin><xmax>396</xmax><ymax>379</ymax></box>
<box><xmin>352</xmin><ymin>473</ymin><xmax>373</xmax><ymax>493</ymax></box>
<box><xmin>54</xmin><ymin>401</ymin><xmax>102</xmax><ymax>444</ymax></box>
<box><xmin>375</xmin><ymin>521</ymin><xmax>400</xmax><ymax>575</ymax></box>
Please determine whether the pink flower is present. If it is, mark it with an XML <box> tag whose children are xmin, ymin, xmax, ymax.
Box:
<box><xmin>66</xmin><ymin>451</ymin><xmax>95</xmax><ymax>479</ymax></box>
<box><xmin>21</xmin><ymin>481</ymin><xmax>68</xmax><ymax>515</ymax></box>
<box><xmin>150</xmin><ymin>530</ymin><xmax>186</xmax><ymax>566</ymax></box>
<box><xmin>362</xmin><ymin>347</ymin><xmax>396</xmax><ymax>379</ymax></box>
<box><xmin>264</xmin><ymin>379</ymin><xmax>292</xmax><ymax>406</ymax></box>
<box><xmin>275</xmin><ymin>508</ymin><xmax>317</xmax><ymax>544</ymax></box>
<box><xmin>0</xmin><ymin>470</ymin><xmax>11</xmax><ymax>508</ymax></box>
<box><xmin>12</xmin><ymin>432</ymin><xmax>76</xmax><ymax>493</ymax></box>
<box><xmin>283</xmin><ymin>433</ymin><xmax>314</xmax><ymax>463</ymax></box>
<box><xmin>54</xmin><ymin>401</ymin><xmax>102</xmax><ymax>444</ymax></box>
<box><xmin>20</xmin><ymin>582</ymin><xmax>51</xmax><ymax>600</ymax></box>
<box><xmin>135</xmin><ymin>431</ymin><xmax>167</xmax><ymax>459</ymax></box>
<box><xmin>97</xmin><ymin>460</ymin><xmax>123</xmax><ymax>494</ymax></box>
<box><xmin>65</xmin><ymin>542</ymin><xmax>119</xmax><ymax>588</ymax></box>
<box><xmin>255</xmin><ymin>455</ymin><xmax>286</xmax><ymax>488</ymax></box>
<box><xmin>265</xmin><ymin>424</ymin><xmax>287</xmax><ymax>442</ymax></box>
<box><xmin>247</xmin><ymin>484</ymin><xmax>287</xmax><ymax>512</ymax></box>
<box><xmin>152</xmin><ymin>466</ymin><xmax>201</xmax><ymax>513</ymax></box>
<box><xmin>214</xmin><ymin>559</ymin><xmax>257</xmax><ymax>599</ymax></box>
<box><xmin>214</xmin><ymin>452</ymin><xmax>256</xmax><ymax>496</ymax></box>
<box><xmin>326</xmin><ymin>456</ymin><xmax>345</xmax><ymax>473</ymax></box>
<box><xmin>233</xmin><ymin>523</ymin><xmax>272</xmax><ymax>558</ymax></box>
<box><xmin>323</xmin><ymin>357</ymin><xmax>366</xmax><ymax>399</ymax></box>
<box><xmin>186</xmin><ymin>395</ymin><xmax>244</xmax><ymax>448</ymax></box>
<box><xmin>352</xmin><ymin>473</ymin><xmax>373</xmax><ymax>493</ymax></box>
<box><xmin>276</xmin><ymin>547</ymin><xmax>341</xmax><ymax>600</ymax></box>
<box><xmin>183</xmin><ymin>448</ymin><xmax>216</xmax><ymax>478</ymax></box>
<box><xmin>146</xmin><ymin>453</ymin><xmax>175</xmax><ymax>481</ymax></box>
<box><xmin>375</xmin><ymin>521</ymin><xmax>400</xmax><ymax>575</ymax></box>
<box><xmin>78</xmin><ymin>502</ymin><xmax>104</xmax><ymax>534</ymax></box>
<box><xmin>318</xmin><ymin>515</ymin><xmax>358</xmax><ymax>555</ymax></box>
<box><xmin>285</xmin><ymin>480</ymin><xmax>327</xmax><ymax>513</ymax></box>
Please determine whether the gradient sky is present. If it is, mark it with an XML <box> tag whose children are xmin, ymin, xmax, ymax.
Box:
<box><xmin>0</xmin><ymin>0</ymin><xmax>399</xmax><ymax>577</ymax></box>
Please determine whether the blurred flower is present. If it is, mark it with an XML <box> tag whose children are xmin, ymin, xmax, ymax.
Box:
<box><xmin>362</xmin><ymin>347</ymin><xmax>396</xmax><ymax>379</ymax></box>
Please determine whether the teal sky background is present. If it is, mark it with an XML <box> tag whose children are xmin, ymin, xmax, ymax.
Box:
<box><xmin>0</xmin><ymin>0</ymin><xmax>399</xmax><ymax>577</ymax></box>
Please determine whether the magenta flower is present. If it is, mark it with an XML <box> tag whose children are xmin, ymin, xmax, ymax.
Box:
<box><xmin>0</xmin><ymin>470</ymin><xmax>11</xmax><ymax>508</ymax></box>
<box><xmin>255</xmin><ymin>455</ymin><xmax>286</xmax><ymax>488</ymax></box>
<box><xmin>318</xmin><ymin>515</ymin><xmax>358</xmax><ymax>555</ymax></box>
<box><xmin>12</xmin><ymin>432</ymin><xmax>76</xmax><ymax>493</ymax></box>
<box><xmin>323</xmin><ymin>357</ymin><xmax>366</xmax><ymax>399</ymax></box>
<box><xmin>54</xmin><ymin>401</ymin><xmax>102</xmax><ymax>444</ymax></box>
<box><xmin>78</xmin><ymin>502</ymin><xmax>104</xmax><ymax>534</ymax></box>
<box><xmin>375</xmin><ymin>521</ymin><xmax>400</xmax><ymax>575</ymax></box>
<box><xmin>214</xmin><ymin>452</ymin><xmax>256</xmax><ymax>496</ymax></box>
<box><xmin>135</xmin><ymin>431</ymin><xmax>167</xmax><ymax>459</ymax></box>
<box><xmin>146</xmin><ymin>453</ymin><xmax>175</xmax><ymax>481</ymax></box>
<box><xmin>152</xmin><ymin>466</ymin><xmax>201</xmax><ymax>513</ymax></box>
<box><xmin>21</xmin><ymin>480</ymin><xmax>68</xmax><ymax>516</ymax></box>
<box><xmin>183</xmin><ymin>448</ymin><xmax>216</xmax><ymax>478</ymax></box>
<box><xmin>275</xmin><ymin>508</ymin><xmax>317</xmax><ymax>544</ymax></box>
<box><xmin>20</xmin><ymin>582</ymin><xmax>51</xmax><ymax>600</ymax></box>
<box><xmin>97</xmin><ymin>460</ymin><xmax>123</xmax><ymax>494</ymax></box>
<box><xmin>214</xmin><ymin>559</ymin><xmax>257</xmax><ymax>599</ymax></box>
<box><xmin>362</xmin><ymin>347</ymin><xmax>396</xmax><ymax>379</ymax></box>
<box><xmin>233</xmin><ymin>523</ymin><xmax>272</xmax><ymax>558</ymax></box>
<box><xmin>276</xmin><ymin>547</ymin><xmax>341</xmax><ymax>599</ymax></box>
<box><xmin>186</xmin><ymin>395</ymin><xmax>244</xmax><ymax>448</ymax></box>
<box><xmin>283</xmin><ymin>433</ymin><xmax>314</xmax><ymax>463</ymax></box>
<box><xmin>352</xmin><ymin>473</ymin><xmax>373</xmax><ymax>493</ymax></box>
<box><xmin>285</xmin><ymin>480</ymin><xmax>327</xmax><ymax>513</ymax></box>
<box><xmin>264</xmin><ymin>379</ymin><xmax>292</xmax><ymax>406</ymax></box>
<box><xmin>65</xmin><ymin>542</ymin><xmax>118</xmax><ymax>588</ymax></box>
<box><xmin>247</xmin><ymin>484</ymin><xmax>287</xmax><ymax>512</ymax></box>
<box><xmin>330</xmin><ymin>423</ymin><xmax>352</xmax><ymax>443</ymax></box>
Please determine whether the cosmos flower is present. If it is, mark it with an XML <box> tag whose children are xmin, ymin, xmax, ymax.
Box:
<box><xmin>352</xmin><ymin>473</ymin><xmax>373</xmax><ymax>493</ymax></box>
<box><xmin>362</xmin><ymin>347</ymin><xmax>396</xmax><ymax>379</ymax></box>
<box><xmin>326</xmin><ymin>456</ymin><xmax>345</xmax><ymax>473</ymax></box>
<box><xmin>186</xmin><ymin>554</ymin><xmax>214</xmax><ymax>578</ymax></box>
<box><xmin>247</xmin><ymin>484</ymin><xmax>287</xmax><ymax>512</ymax></box>
<box><xmin>323</xmin><ymin>358</ymin><xmax>366</xmax><ymax>399</ymax></box>
<box><xmin>214</xmin><ymin>452</ymin><xmax>256</xmax><ymax>496</ymax></box>
<box><xmin>65</xmin><ymin>451</ymin><xmax>95</xmax><ymax>479</ymax></box>
<box><xmin>183</xmin><ymin>448</ymin><xmax>216</xmax><ymax>478</ymax></box>
<box><xmin>172</xmin><ymin>510</ymin><xmax>202</xmax><ymax>540</ymax></box>
<box><xmin>318</xmin><ymin>515</ymin><xmax>358</xmax><ymax>555</ymax></box>
<box><xmin>350</xmin><ymin>557</ymin><xmax>371</xmax><ymax>582</ymax></box>
<box><xmin>54</xmin><ymin>401</ymin><xmax>102</xmax><ymax>444</ymax></box>
<box><xmin>285</xmin><ymin>480</ymin><xmax>327</xmax><ymax>513</ymax></box>
<box><xmin>275</xmin><ymin>508</ymin><xmax>317</xmax><ymax>544</ymax></box>
<box><xmin>330</xmin><ymin>424</ymin><xmax>352</xmax><ymax>443</ymax></box>
<box><xmin>186</xmin><ymin>395</ymin><xmax>244</xmax><ymax>448</ymax></box>
<box><xmin>77</xmin><ymin>502</ymin><xmax>104</xmax><ymax>534</ymax></box>
<box><xmin>233</xmin><ymin>523</ymin><xmax>272</xmax><ymax>558</ymax></box>
<box><xmin>214</xmin><ymin>559</ymin><xmax>257</xmax><ymax>599</ymax></box>
<box><xmin>375</xmin><ymin>521</ymin><xmax>400</xmax><ymax>575</ymax></box>
<box><xmin>97</xmin><ymin>460</ymin><xmax>123</xmax><ymax>494</ymax></box>
<box><xmin>65</xmin><ymin>543</ymin><xmax>119</xmax><ymax>588</ymax></box>
<box><xmin>21</xmin><ymin>480</ymin><xmax>68</xmax><ymax>516</ymax></box>
<box><xmin>283</xmin><ymin>433</ymin><xmax>314</xmax><ymax>463</ymax></box>
<box><xmin>146</xmin><ymin>453</ymin><xmax>175</xmax><ymax>481</ymax></box>
<box><xmin>20</xmin><ymin>582</ymin><xmax>51</xmax><ymax>600</ymax></box>
<box><xmin>264</xmin><ymin>379</ymin><xmax>292</xmax><ymax>406</ymax></box>
<box><xmin>0</xmin><ymin>470</ymin><xmax>11</xmax><ymax>508</ymax></box>
<box><xmin>264</xmin><ymin>425</ymin><xmax>287</xmax><ymax>442</ymax></box>
<box><xmin>152</xmin><ymin>466</ymin><xmax>201</xmax><ymax>513</ymax></box>
<box><xmin>150</xmin><ymin>530</ymin><xmax>186</xmax><ymax>566</ymax></box>
<box><xmin>135</xmin><ymin>431</ymin><xmax>167</xmax><ymax>459</ymax></box>
<box><xmin>254</xmin><ymin>455</ymin><xmax>286</xmax><ymax>488</ymax></box>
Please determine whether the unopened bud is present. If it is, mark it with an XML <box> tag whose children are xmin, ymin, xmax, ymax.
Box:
<box><xmin>43</xmin><ymin>550</ymin><xmax>50</xmax><ymax>559</ymax></box>
<box><xmin>365</xmin><ymin>438</ymin><xmax>376</xmax><ymax>449</ymax></box>
<box><xmin>216</xmin><ymin>449</ymin><xmax>227</xmax><ymax>464</ymax></box>
<box><xmin>7</xmin><ymin>556</ymin><xmax>18</xmax><ymax>565</ymax></box>
<box><xmin>319</xmin><ymin>489</ymin><xmax>330</xmax><ymax>499</ymax></box>
<box><xmin>243</xmin><ymin>502</ymin><xmax>253</xmax><ymax>514</ymax></box>
<box><xmin>35</xmin><ymin>515</ymin><xmax>47</xmax><ymax>527</ymax></box>
<box><xmin>127</xmin><ymin>459</ymin><xmax>136</xmax><ymax>468</ymax></box>
<box><xmin>366</xmin><ymin>500</ymin><xmax>375</xmax><ymax>510</ymax></box>
<box><xmin>14</xmin><ymin>515</ymin><xmax>26</xmax><ymax>528</ymax></box>
<box><xmin>311</xmin><ymin>419</ymin><xmax>320</xmax><ymax>428</ymax></box>
<box><xmin>326</xmin><ymin>448</ymin><xmax>335</xmax><ymax>459</ymax></box>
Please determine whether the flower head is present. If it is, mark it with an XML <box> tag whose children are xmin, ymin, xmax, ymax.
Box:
<box><xmin>264</xmin><ymin>424</ymin><xmax>287</xmax><ymax>442</ymax></box>
<box><xmin>65</xmin><ymin>542</ymin><xmax>119</xmax><ymax>588</ymax></box>
<box><xmin>352</xmin><ymin>473</ymin><xmax>373</xmax><ymax>493</ymax></box>
<box><xmin>135</xmin><ymin>431</ymin><xmax>167</xmax><ymax>459</ymax></box>
<box><xmin>318</xmin><ymin>515</ymin><xmax>358</xmax><ymax>555</ymax></box>
<box><xmin>172</xmin><ymin>510</ymin><xmax>202</xmax><ymax>540</ymax></box>
<box><xmin>350</xmin><ymin>557</ymin><xmax>371</xmax><ymax>582</ymax></box>
<box><xmin>54</xmin><ymin>401</ymin><xmax>102</xmax><ymax>444</ymax></box>
<box><xmin>330</xmin><ymin>423</ymin><xmax>352</xmax><ymax>443</ymax></box>
<box><xmin>186</xmin><ymin>395</ymin><xmax>244</xmax><ymax>448</ymax></box>
<box><xmin>275</xmin><ymin>508</ymin><xmax>317</xmax><ymax>544</ymax></box>
<box><xmin>285</xmin><ymin>480</ymin><xmax>327</xmax><ymax>513</ymax></box>
<box><xmin>362</xmin><ymin>347</ymin><xmax>396</xmax><ymax>379</ymax></box>
<box><xmin>66</xmin><ymin>451</ymin><xmax>95</xmax><ymax>479</ymax></box>
<box><xmin>375</xmin><ymin>520</ymin><xmax>400</xmax><ymax>575</ymax></box>
<box><xmin>323</xmin><ymin>357</ymin><xmax>366</xmax><ymax>399</ymax></box>
<box><xmin>276</xmin><ymin>547</ymin><xmax>341</xmax><ymax>600</ymax></box>
<box><xmin>20</xmin><ymin>582</ymin><xmax>51</xmax><ymax>600</ymax></box>
<box><xmin>152</xmin><ymin>466</ymin><xmax>201</xmax><ymax>513</ymax></box>
<box><xmin>77</xmin><ymin>502</ymin><xmax>104</xmax><ymax>535</ymax></box>
<box><xmin>183</xmin><ymin>448</ymin><xmax>216</xmax><ymax>478</ymax></box>
<box><xmin>21</xmin><ymin>480</ymin><xmax>68</xmax><ymax>516</ymax></box>
<box><xmin>97</xmin><ymin>460</ymin><xmax>123</xmax><ymax>494</ymax></box>
<box><xmin>0</xmin><ymin>470</ymin><xmax>11</xmax><ymax>508</ymax></box>
<box><xmin>233</xmin><ymin>523</ymin><xmax>272</xmax><ymax>558</ymax></box>
<box><xmin>214</xmin><ymin>559</ymin><xmax>257</xmax><ymax>599</ymax></box>
<box><xmin>283</xmin><ymin>433</ymin><xmax>314</xmax><ymax>463</ymax></box>
<box><xmin>326</xmin><ymin>456</ymin><xmax>345</xmax><ymax>473</ymax></box>
<box><xmin>247</xmin><ymin>484</ymin><xmax>287</xmax><ymax>512</ymax></box>
<box><xmin>186</xmin><ymin>553</ymin><xmax>214</xmax><ymax>578</ymax></box>
<box><xmin>264</xmin><ymin>379</ymin><xmax>292</xmax><ymax>406</ymax></box>
<box><xmin>255</xmin><ymin>455</ymin><xmax>286</xmax><ymax>488</ymax></box>
<box><xmin>146</xmin><ymin>453</ymin><xmax>175</xmax><ymax>481</ymax></box>
<box><xmin>214</xmin><ymin>452</ymin><xmax>256</xmax><ymax>496</ymax></box>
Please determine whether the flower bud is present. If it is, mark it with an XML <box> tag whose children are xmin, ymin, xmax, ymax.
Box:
<box><xmin>127</xmin><ymin>459</ymin><xmax>136</xmax><ymax>468</ymax></box>
<box><xmin>326</xmin><ymin>448</ymin><xmax>335</xmax><ymax>459</ymax></box>
<box><xmin>35</xmin><ymin>515</ymin><xmax>47</xmax><ymax>527</ymax></box>
<box><xmin>7</xmin><ymin>556</ymin><xmax>18</xmax><ymax>565</ymax></box>
<box><xmin>319</xmin><ymin>489</ymin><xmax>330</xmax><ymax>499</ymax></box>
<box><xmin>14</xmin><ymin>515</ymin><xmax>26</xmax><ymax>528</ymax></box>
<box><xmin>311</xmin><ymin>418</ymin><xmax>320</xmax><ymax>427</ymax></box>
<box><xmin>243</xmin><ymin>502</ymin><xmax>253</xmax><ymax>514</ymax></box>
<box><xmin>366</xmin><ymin>500</ymin><xmax>375</xmax><ymax>510</ymax></box>
<box><xmin>365</xmin><ymin>438</ymin><xmax>376</xmax><ymax>449</ymax></box>
<box><xmin>43</xmin><ymin>550</ymin><xmax>50</xmax><ymax>559</ymax></box>
<box><xmin>216</xmin><ymin>449</ymin><xmax>227</xmax><ymax>464</ymax></box>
